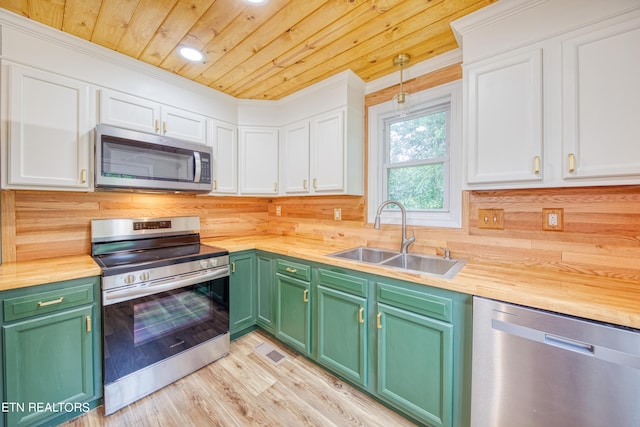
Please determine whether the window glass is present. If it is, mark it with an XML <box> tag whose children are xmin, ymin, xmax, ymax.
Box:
<box><xmin>384</xmin><ymin>106</ymin><xmax>449</xmax><ymax>211</ymax></box>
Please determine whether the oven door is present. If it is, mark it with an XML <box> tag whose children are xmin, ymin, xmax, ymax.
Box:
<box><xmin>102</xmin><ymin>273</ymin><xmax>228</xmax><ymax>385</ymax></box>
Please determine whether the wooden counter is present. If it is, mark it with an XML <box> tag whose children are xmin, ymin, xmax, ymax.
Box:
<box><xmin>0</xmin><ymin>255</ymin><xmax>101</xmax><ymax>292</ymax></box>
<box><xmin>204</xmin><ymin>236</ymin><xmax>640</xmax><ymax>329</ymax></box>
<box><xmin>0</xmin><ymin>237</ymin><xmax>636</xmax><ymax>329</ymax></box>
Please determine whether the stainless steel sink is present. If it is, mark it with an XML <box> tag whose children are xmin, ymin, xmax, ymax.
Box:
<box><xmin>380</xmin><ymin>253</ymin><xmax>466</xmax><ymax>279</ymax></box>
<box><xmin>329</xmin><ymin>247</ymin><xmax>399</xmax><ymax>264</ymax></box>
<box><xmin>328</xmin><ymin>247</ymin><xmax>466</xmax><ymax>278</ymax></box>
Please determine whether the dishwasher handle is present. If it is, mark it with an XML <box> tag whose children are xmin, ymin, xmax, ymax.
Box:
<box><xmin>492</xmin><ymin>319</ymin><xmax>640</xmax><ymax>368</ymax></box>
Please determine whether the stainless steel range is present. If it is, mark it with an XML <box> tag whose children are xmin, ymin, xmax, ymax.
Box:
<box><xmin>91</xmin><ymin>216</ymin><xmax>230</xmax><ymax>415</ymax></box>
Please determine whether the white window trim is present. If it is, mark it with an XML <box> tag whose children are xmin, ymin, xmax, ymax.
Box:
<box><xmin>367</xmin><ymin>81</ymin><xmax>462</xmax><ymax>228</ymax></box>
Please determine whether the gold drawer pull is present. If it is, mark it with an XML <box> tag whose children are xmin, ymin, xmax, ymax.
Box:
<box><xmin>358</xmin><ymin>307</ymin><xmax>364</xmax><ymax>324</ymax></box>
<box><xmin>303</xmin><ymin>179</ymin><xmax>307</xmax><ymax>190</ymax></box>
<box><xmin>285</xmin><ymin>267</ymin><xmax>297</xmax><ymax>273</ymax></box>
<box><xmin>80</xmin><ymin>169</ymin><xmax>87</xmax><ymax>183</ymax></box>
<box><xmin>163</xmin><ymin>121</ymin><xmax>167</xmax><ymax>134</ymax></box>
<box><xmin>213</xmin><ymin>180</ymin><xmax>218</xmax><ymax>191</ymax></box>
<box><xmin>38</xmin><ymin>297</ymin><xmax>64</xmax><ymax>307</ymax></box>
<box><xmin>231</xmin><ymin>262</ymin><xmax>236</xmax><ymax>273</ymax></box>
<box><xmin>86</xmin><ymin>315</ymin><xmax>92</xmax><ymax>333</ymax></box>
<box><xmin>534</xmin><ymin>156</ymin><xmax>540</xmax><ymax>174</ymax></box>
<box><xmin>312</xmin><ymin>178</ymin><xmax>317</xmax><ymax>189</ymax></box>
<box><xmin>376</xmin><ymin>312</ymin><xmax>382</xmax><ymax>329</ymax></box>
<box><xmin>568</xmin><ymin>153</ymin><xmax>575</xmax><ymax>173</ymax></box>
<box><xmin>155</xmin><ymin>119</ymin><xmax>160</xmax><ymax>133</ymax></box>
<box><xmin>303</xmin><ymin>289</ymin><xmax>309</xmax><ymax>303</ymax></box>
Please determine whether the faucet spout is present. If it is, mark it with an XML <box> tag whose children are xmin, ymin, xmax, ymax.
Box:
<box><xmin>373</xmin><ymin>200</ymin><xmax>414</xmax><ymax>254</ymax></box>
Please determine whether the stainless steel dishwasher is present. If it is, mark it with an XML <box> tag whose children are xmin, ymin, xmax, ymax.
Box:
<box><xmin>471</xmin><ymin>296</ymin><xmax>640</xmax><ymax>427</ymax></box>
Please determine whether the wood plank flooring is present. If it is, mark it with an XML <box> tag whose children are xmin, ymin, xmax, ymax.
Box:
<box><xmin>62</xmin><ymin>330</ymin><xmax>416</xmax><ymax>426</ymax></box>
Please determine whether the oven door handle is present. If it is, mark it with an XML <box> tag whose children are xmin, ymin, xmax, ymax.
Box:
<box><xmin>103</xmin><ymin>266</ymin><xmax>229</xmax><ymax>306</ymax></box>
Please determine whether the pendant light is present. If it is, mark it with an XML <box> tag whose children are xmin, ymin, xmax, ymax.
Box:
<box><xmin>392</xmin><ymin>53</ymin><xmax>411</xmax><ymax>116</ymax></box>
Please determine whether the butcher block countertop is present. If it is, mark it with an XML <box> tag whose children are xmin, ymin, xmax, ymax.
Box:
<box><xmin>0</xmin><ymin>237</ymin><xmax>637</xmax><ymax>329</ymax></box>
<box><xmin>0</xmin><ymin>255</ymin><xmax>101</xmax><ymax>292</ymax></box>
<box><xmin>204</xmin><ymin>236</ymin><xmax>640</xmax><ymax>329</ymax></box>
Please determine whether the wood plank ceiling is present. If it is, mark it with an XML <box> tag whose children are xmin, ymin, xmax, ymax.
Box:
<box><xmin>0</xmin><ymin>0</ymin><xmax>495</xmax><ymax>100</ymax></box>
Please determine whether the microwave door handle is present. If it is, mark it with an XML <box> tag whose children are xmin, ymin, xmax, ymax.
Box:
<box><xmin>194</xmin><ymin>151</ymin><xmax>202</xmax><ymax>183</ymax></box>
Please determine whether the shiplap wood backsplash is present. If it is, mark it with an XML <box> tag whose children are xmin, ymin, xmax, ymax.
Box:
<box><xmin>3</xmin><ymin>186</ymin><xmax>639</xmax><ymax>282</ymax></box>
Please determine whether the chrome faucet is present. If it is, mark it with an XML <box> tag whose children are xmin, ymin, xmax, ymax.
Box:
<box><xmin>373</xmin><ymin>200</ymin><xmax>415</xmax><ymax>254</ymax></box>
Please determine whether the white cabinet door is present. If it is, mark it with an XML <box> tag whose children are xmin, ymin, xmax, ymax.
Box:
<box><xmin>310</xmin><ymin>109</ymin><xmax>345</xmax><ymax>193</ymax></box>
<box><xmin>562</xmin><ymin>17</ymin><xmax>640</xmax><ymax>180</ymax></box>
<box><xmin>282</xmin><ymin>121</ymin><xmax>310</xmax><ymax>194</ymax></box>
<box><xmin>99</xmin><ymin>89</ymin><xmax>160</xmax><ymax>135</ymax></box>
<box><xmin>465</xmin><ymin>49</ymin><xmax>543</xmax><ymax>185</ymax></box>
<box><xmin>210</xmin><ymin>120</ymin><xmax>238</xmax><ymax>194</ymax></box>
<box><xmin>6</xmin><ymin>64</ymin><xmax>93</xmax><ymax>190</ymax></box>
<box><xmin>239</xmin><ymin>127</ymin><xmax>279</xmax><ymax>194</ymax></box>
<box><xmin>161</xmin><ymin>105</ymin><xmax>208</xmax><ymax>145</ymax></box>
<box><xmin>100</xmin><ymin>89</ymin><xmax>208</xmax><ymax>145</ymax></box>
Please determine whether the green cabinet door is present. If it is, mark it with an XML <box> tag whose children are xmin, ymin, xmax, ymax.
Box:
<box><xmin>256</xmin><ymin>253</ymin><xmax>275</xmax><ymax>333</ymax></box>
<box><xmin>3</xmin><ymin>305</ymin><xmax>94</xmax><ymax>427</ymax></box>
<box><xmin>316</xmin><ymin>285</ymin><xmax>367</xmax><ymax>386</ymax></box>
<box><xmin>229</xmin><ymin>252</ymin><xmax>256</xmax><ymax>335</ymax></box>
<box><xmin>276</xmin><ymin>273</ymin><xmax>310</xmax><ymax>354</ymax></box>
<box><xmin>376</xmin><ymin>302</ymin><xmax>453</xmax><ymax>427</ymax></box>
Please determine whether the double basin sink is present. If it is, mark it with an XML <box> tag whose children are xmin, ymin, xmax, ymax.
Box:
<box><xmin>328</xmin><ymin>247</ymin><xmax>466</xmax><ymax>279</ymax></box>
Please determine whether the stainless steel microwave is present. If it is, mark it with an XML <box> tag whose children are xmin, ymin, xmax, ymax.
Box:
<box><xmin>95</xmin><ymin>124</ymin><xmax>213</xmax><ymax>193</ymax></box>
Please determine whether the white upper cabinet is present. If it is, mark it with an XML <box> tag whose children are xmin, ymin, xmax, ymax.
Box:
<box><xmin>210</xmin><ymin>120</ymin><xmax>238</xmax><ymax>194</ymax></box>
<box><xmin>454</xmin><ymin>0</ymin><xmax>640</xmax><ymax>189</ymax></box>
<box><xmin>99</xmin><ymin>89</ymin><xmax>209</xmax><ymax>145</ymax></box>
<box><xmin>239</xmin><ymin>127</ymin><xmax>279</xmax><ymax>195</ymax></box>
<box><xmin>562</xmin><ymin>17</ymin><xmax>640</xmax><ymax>181</ymax></box>
<box><xmin>3</xmin><ymin>63</ymin><xmax>94</xmax><ymax>190</ymax></box>
<box><xmin>281</xmin><ymin>121</ymin><xmax>310</xmax><ymax>194</ymax></box>
<box><xmin>310</xmin><ymin>109</ymin><xmax>346</xmax><ymax>193</ymax></box>
<box><xmin>465</xmin><ymin>49</ymin><xmax>543</xmax><ymax>185</ymax></box>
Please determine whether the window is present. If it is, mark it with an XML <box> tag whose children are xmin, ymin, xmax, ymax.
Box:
<box><xmin>368</xmin><ymin>81</ymin><xmax>462</xmax><ymax>228</ymax></box>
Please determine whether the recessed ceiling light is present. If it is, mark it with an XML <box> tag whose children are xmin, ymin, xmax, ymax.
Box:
<box><xmin>178</xmin><ymin>46</ymin><xmax>204</xmax><ymax>62</ymax></box>
<box><xmin>243</xmin><ymin>0</ymin><xmax>270</xmax><ymax>5</ymax></box>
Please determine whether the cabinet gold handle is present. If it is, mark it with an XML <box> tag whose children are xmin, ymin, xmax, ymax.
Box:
<box><xmin>285</xmin><ymin>267</ymin><xmax>297</xmax><ymax>273</ymax></box>
<box><xmin>303</xmin><ymin>289</ymin><xmax>309</xmax><ymax>303</ymax></box>
<box><xmin>213</xmin><ymin>180</ymin><xmax>218</xmax><ymax>191</ymax></box>
<box><xmin>274</xmin><ymin>182</ymin><xmax>278</xmax><ymax>192</ymax></box>
<box><xmin>534</xmin><ymin>156</ymin><xmax>540</xmax><ymax>174</ymax></box>
<box><xmin>358</xmin><ymin>307</ymin><xmax>364</xmax><ymax>324</ymax></box>
<box><xmin>155</xmin><ymin>119</ymin><xmax>160</xmax><ymax>133</ymax></box>
<box><xmin>80</xmin><ymin>169</ymin><xmax>87</xmax><ymax>183</ymax></box>
<box><xmin>37</xmin><ymin>297</ymin><xmax>64</xmax><ymax>307</ymax></box>
<box><xmin>162</xmin><ymin>121</ymin><xmax>167</xmax><ymax>134</ymax></box>
<box><xmin>86</xmin><ymin>315</ymin><xmax>92</xmax><ymax>333</ymax></box>
<box><xmin>303</xmin><ymin>179</ymin><xmax>307</xmax><ymax>190</ymax></box>
<box><xmin>376</xmin><ymin>312</ymin><xmax>382</xmax><ymax>329</ymax></box>
<box><xmin>231</xmin><ymin>262</ymin><xmax>236</xmax><ymax>273</ymax></box>
<box><xmin>312</xmin><ymin>178</ymin><xmax>317</xmax><ymax>189</ymax></box>
<box><xmin>568</xmin><ymin>153</ymin><xmax>575</xmax><ymax>173</ymax></box>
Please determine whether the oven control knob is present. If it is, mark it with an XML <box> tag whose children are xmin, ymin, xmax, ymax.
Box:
<box><xmin>200</xmin><ymin>260</ymin><xmax>210</xmax><ymax>269</ymax></box>
<box><xmin>140</xmin><ymin>271</ymin><xmax>150</xmax><ymax>281</ymax></box>
<box><xmin>124</xmin><ymin>274</ymin><xmax>136</xmax><ymax>285</ymax></box>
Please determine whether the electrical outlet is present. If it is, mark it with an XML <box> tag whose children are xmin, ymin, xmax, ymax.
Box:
<box><xmin>478</xmin><ymin>209</ymin><xmax>504</xmax><ymax>229</ymax></box>
<box><xmin>334</xmin><ymin>208</ymin><xmax>342</xmax><ymax>221</ymax></box>
<box><xmin>542</xmin><ymin>208</ymin><xmax>563</xmax><ymax>231</ymax></box>
<box><xmin>275</xmin><ymin>205</ymin><xmax>281</xmax><ymax>217</ymax></box>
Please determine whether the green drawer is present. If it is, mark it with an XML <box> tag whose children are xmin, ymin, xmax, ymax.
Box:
<box><xmin>276</xmin><ymin>259</ymin><xmax>311</xmax><ymax>282</ymax></box>
<box><xmin>376</xmin><ymin>282</ymin><xmax>452</xmax><ymax>322</ymax></box>
<box><xmin>317</xmin><ymin>269</ymin><xmax>367</xmax><ymax>298</ymax></box>
<box><xmin>4</xmin><ymin>283</ymin><xmax>95</xmax><ymax>322</ymax></box>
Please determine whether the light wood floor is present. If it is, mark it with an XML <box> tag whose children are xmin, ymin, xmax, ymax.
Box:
<box><xmin>62</xmin><ymin>330</ymin><xmax>416</xmax><ymax>426</ymax></box>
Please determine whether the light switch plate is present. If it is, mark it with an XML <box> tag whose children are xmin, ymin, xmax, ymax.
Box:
<box><xmin>478</xmin><ymin>209</ymin><xmax>504</xmax><ymax>230</ymax></box>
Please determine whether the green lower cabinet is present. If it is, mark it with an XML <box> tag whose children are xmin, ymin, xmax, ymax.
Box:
<box><xmin>316</xmin><ymin>285</ymin><xmax>367</xmax><ymax>386</ymax></box>
<box><xmin>256</xmin><ymin>253</ymin><xmax>275</xmax><ymax>333</ymax></box>
<box><xmin>275</xmin><ymin>273</ymin><xmax>311</xmax><ymax>354</ymax></box>
<box><xmin>3</xmin><ymin>306</ymin><xmax>95</xmax><ymax>427</ymax></box>
<box><xmin>376</xmin><ymin>302</ymin><xmax>453</xmax><ymax>427</ymax></box>
<box><xmin>229</xmin><ymin>251</ymin><xmax>257</xmax><ymax>335</ymax></box>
